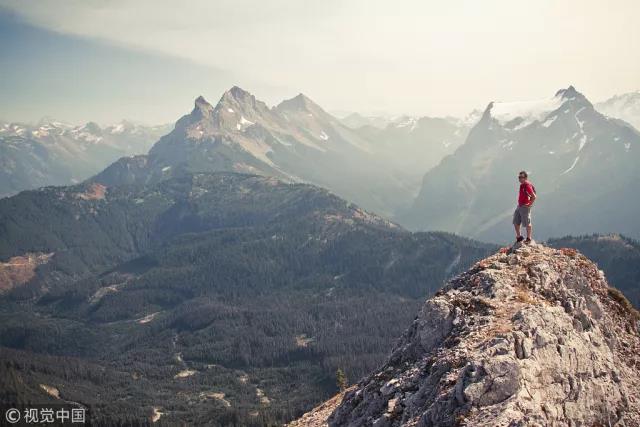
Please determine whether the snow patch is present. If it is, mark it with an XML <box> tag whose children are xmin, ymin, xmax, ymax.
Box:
<box><xmin>561</xmin><ymin>156</ymin><xmax>580</xmax><ymax>175</ymax></box>
<box><xmin>395</xmin><ymin>117</ymin><xmax>418</xmax><ymax>132</ymax></box>
<box><xmin>489</xmin><ymin>95</ymin><xmax>565</xmax><ymax>128</ymax></box>
<box><xmin>574</xmin><ymin>107</ymin><xmax>588</xmax><ymax>152</ymax></box>
<box><xmin>501</xmin><ymin>139</ymin><xmax>515</xmax><ymax>150</ymax></box>
<box><xmin>237</xmin><ymin>116</ymin><xmax>255</xmax><ymax>132</ymax></box>
<box><xmin>111</xmin><ymin>123</ymin><xmax>125</xmax><ymax>134</ymax></box>
<box><xmin>541</xmin><ymin>115</ymin><xmax>557</xmax><ymax>128</ymax></box>
<box><xmin>319</xmin><ymin>131</ymin><xmax>329</xmax><ymax>141</ymax></box>
<box><xmin>578</xmin><ymin>135</ymin><xmax>587</xmax><ymax>152</ymax></box>
<box><xmin>227</xmin><ymin>108</ymin><xmax>234</xmax><ymax>113</ymax></box>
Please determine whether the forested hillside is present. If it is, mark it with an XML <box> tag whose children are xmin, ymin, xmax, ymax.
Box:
<box><xmin>0</xmin><ymin>172</ymin><xmax>495</xmax><ymax>425</ymax></box>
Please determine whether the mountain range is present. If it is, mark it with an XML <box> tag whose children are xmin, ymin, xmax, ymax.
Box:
<box><xmin>0</xmin><ymin>120</ymin><xmax>170</xmax><ymax>198</ymax></box>
<box><xmin>401</xmin><ymin>86</ymin><xmax>640</xmax><ymax>241</ymax></box>
<box><xmin>339</xmin><ymin>113</ymin><xmax>398</xmax><ymax>130</ymax></box>
<box><xmin>352</xmin><ymin>115</ymin><xmax>472</xmax><ymax>193</ymax></box>
<box><xmin>4</xmin><ymin>87</ymin><xmax>640</xmax><ymax>241</ymax></box>
<box><xmin>596</xmin><ymin>91</ymin><xmax>640</xmax><ymax>130</ymax></box>
<box><xmin>92</xmin><ymin>87</ymin><xmax>477</xmax><ymax>217</ymax></box>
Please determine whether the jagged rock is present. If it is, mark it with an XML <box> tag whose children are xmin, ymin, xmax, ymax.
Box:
<box><xmin>286</xmin><ymin>388</ymin><xmax>355</xmax><ymax>427</ymax></box>
<box><xmin>294</xmin><ymin>244</ymin><xmax>640</xmax><ymax>426</ymax></box>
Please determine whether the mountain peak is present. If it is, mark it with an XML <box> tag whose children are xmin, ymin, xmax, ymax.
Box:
<box><xmin>221</xmin><ymin>85</ymin><xmax>254</xmax><ymax>103</ymax></box>
<box><xmin>305</xmin><ymin>244</ymin><xmax>640</xmax><ymax>426</ymax></box>
<box><xmin>192</xmin><ymin>95</ymin><xmax>214</xmax><ymax>115</ymax></box>
<box><xmin>482</xmin><ymin>86</ymin><xmax>593</xmax><ymax>129</ymax></box>
<box><xmin>82</xmin><ymin>121</ymin><xmax>103</xmax><ymax>134</ymax></box>
<box><xmin>170</xmin><ymin>95</ymin><xmax>216</xmax><ymax>132</ymax></box>
<box><xmin>555</xmin><ymin>85</ymin><xmax>581</xmax><ymax>100</ymax></box>
<box><xmin>214</xmin><ymin>86</ymin><xmax>263</xmax><ymax>115</ymax></box>
<box><xmin>276</xmin><ymin>93</ymin><xmax>322</xmax><ymax>113</ymax></box>
<box><xmin>195</xmin><ymin>94</ymin><xmax>212</xmax><ymax>106</ymax></box>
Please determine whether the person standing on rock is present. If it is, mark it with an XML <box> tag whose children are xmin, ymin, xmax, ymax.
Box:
<box><xmin>513</xmin><ymin>170</ymin><xmax>536</xmax><ymax>244</ymax></box>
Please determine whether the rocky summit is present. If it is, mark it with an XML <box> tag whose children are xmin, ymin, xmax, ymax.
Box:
<box><xmin>294</xmin><ymin>243</ymin><xmax>640</xmax><ymax>427</ymax></box>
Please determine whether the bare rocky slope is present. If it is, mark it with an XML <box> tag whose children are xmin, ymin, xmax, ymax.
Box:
<box><xmin>292</xmin><ymin>243</ymin><xmax>640</xmax><ymax>426</ymax></box>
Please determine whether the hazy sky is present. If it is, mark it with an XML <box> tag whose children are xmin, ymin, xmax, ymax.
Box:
<box><xmin>1</xmin><ymin>0</ymin><xmax>639</xmax><ymax>124</ymax></box>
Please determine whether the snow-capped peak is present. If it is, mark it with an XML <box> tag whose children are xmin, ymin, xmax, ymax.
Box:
<box><xmin>483</xmin><ymin>86</ymin><xmax>591</xmax><ymax>130</ymax></box>
<box><xmin>486</xmin><ymin>86</ymin><xmax>589</xmax><ymax>129</ymax></box>
<box><xmin>488</xmin><ymin>96</ymin><xmax>563</xmax><ymax>127</ymax></box>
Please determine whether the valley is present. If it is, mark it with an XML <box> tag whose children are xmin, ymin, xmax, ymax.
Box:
<box><xmin>0</xmin><ymin>173</ymin><xmax>495</xmax><ymax>424</ymax></box>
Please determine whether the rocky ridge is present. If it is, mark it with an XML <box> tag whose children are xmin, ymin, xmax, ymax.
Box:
<box><xmin>295</xmin><ymin>243</ymin><xmax>640</xmax><ymax>426</ymax></box>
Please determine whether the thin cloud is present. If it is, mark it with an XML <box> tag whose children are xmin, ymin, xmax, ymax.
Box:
<box><xmin>2</xmin><ymin>0</ymin><xmax>639</xmax><ymax>119</ymax></box>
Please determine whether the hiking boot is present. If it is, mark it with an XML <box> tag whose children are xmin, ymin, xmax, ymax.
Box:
<box><xmin>525</xmin><ymin>238</ymin><xmax>532</xmax><ymax>244</ymax></box>
<box><xmin>516</xmin><ymin>236</ymin><xmax>524</xmax><ymax>243</ymax></box>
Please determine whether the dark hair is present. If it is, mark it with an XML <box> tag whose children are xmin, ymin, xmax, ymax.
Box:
<box><xmin>518</xmin><ymin>170</ymin><xmax>528</xmax><ymax>178</ymax></box>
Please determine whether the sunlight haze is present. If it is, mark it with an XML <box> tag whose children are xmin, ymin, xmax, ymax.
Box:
<box><xmin>1</xmin><ymin>0</ymin><xmax>639</xmax><ymax>123</ymax></box>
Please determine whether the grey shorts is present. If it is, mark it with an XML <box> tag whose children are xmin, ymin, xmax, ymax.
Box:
<box><xmin>513</xmin><ymin>205</ymin><xmax>532</xmax><ymax>226</ymax></box>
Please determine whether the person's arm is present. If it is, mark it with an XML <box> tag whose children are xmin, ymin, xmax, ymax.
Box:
<box><xmin>527</xmin><ymin>185</ymin><xmax>536</xmax><ymax>206</ymax></box>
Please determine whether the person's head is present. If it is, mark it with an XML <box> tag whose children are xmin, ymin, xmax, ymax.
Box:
<box><xmin>518</xmin><ymin>171</ymin><xmax>528</xmax><ymax>182</ymax></box>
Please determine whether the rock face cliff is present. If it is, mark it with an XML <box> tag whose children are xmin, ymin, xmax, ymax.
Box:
<box><xmin>296</xmin><ymin>244</ymin><xmax>640</xmax><ymax>426</ymax></box>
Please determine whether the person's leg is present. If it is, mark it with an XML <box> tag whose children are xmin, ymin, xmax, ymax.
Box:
<box><xmin>513</xmin><ymin>207</ymin><xmax>522</xmax><ymax>240</ymax></box>
<box><xmin>524</xmin><ymin>206</ymin><xmax>532</xmax><ymax>241</ymax></box>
